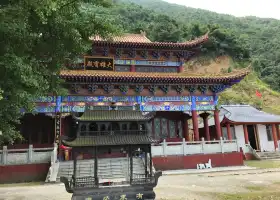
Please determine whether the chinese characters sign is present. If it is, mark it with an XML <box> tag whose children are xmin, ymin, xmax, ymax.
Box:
<box><xmin>85</xmin><ymin>193</ymin><xmax>143</xmax><ymax>200</ymax></box>
<box><xmin>84</xmin><ymin>56</ymin><xmax>114</xmax><ymax>71</ymax></box>
<box><xmin>55</xmin><ymin>115</ymin><xmax>61</xmax><ymax>145</ymax></box>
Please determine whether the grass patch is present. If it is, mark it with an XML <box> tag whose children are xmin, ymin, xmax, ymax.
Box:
<box><xmin>273</xmin><ymin>181</ymin><xmax>280</xmax><ymax>185</ymax></box>
<box><xmin>216</xmin><ymin>192</ymin><xmax>280</xmax><ymax>200</ymax></box>
<box><xmin>245</xmin><ymin>185</ymin><xmax>264</xmax><ymax>191</ymax></box>
<box><xmin>213</xmin><ymin>182</ymin><xmax>280</xmax><ymax>200</ymax></box>
<box><xmin>0</xmin><ymin>182</ymin><xmax>43</xmax><ymax>187</ymax></box>
<box><xmin>244</xmin><ymin>160</ymin><xmax>280</xmax><ymax>169</ymax></box>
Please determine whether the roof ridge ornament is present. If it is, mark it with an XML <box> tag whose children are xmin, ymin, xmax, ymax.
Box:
<box><xmin>140</xmin><ymin>30</ymin><xmax>146</xmax><ymax>37</ymax></box>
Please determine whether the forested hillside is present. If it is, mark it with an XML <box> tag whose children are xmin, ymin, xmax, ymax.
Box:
<box><xmin>120</xmin><ymin>0</ymin><xmax>280</xmax><ymax>92</ymax></box>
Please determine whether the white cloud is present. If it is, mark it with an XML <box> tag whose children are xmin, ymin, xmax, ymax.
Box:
<box><xmin>163</xmin><ymin>0</ymin><xmax>280</xmax><ymax>19</ymax></box>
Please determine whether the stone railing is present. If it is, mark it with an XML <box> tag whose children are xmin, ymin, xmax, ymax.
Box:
<box><xmin>151</xmin><ymin>138</ymin><xmax>239</xmax><ymax>157</ymax></box>
<box><xmin>0</xmin><ymin>144</ymin><xmax>55</xmax><ymax>165</ymax></box>
<box><xmin>245</xmin><ymin>144</ymin><xmax>261</xmax><ymax>160</ymax></box>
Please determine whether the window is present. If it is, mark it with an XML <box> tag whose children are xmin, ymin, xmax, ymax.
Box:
<box><xmin>169</xmin><ymin>120</ymin><xmax>176</xmax><ymax>138</ymax></box>
<box><xmin>130</xmin><ymin>122</ymin><xmax>138</xmax><ymax>130</ymax></box>
<box><xmin>177</xmin><ymin>121</ymin><xmax>183</xmax><ymax>138</ymax></box>
<box><xmin>122</xmin><ymin>124</ymin><xmax>128</xmax><ymax>131</ymax></box>
<box><xmin>112</xmin><ymin>122</ymin><xmax>120</xmax><ymax>131</ymax></box>
<box><xmin>222</xmin><ymin>127</ymin><xmax>228</xmax><ymax>140</ymax></box>
<box><xmin>230</xmin><ymin>126</ymin><xmax>237</xmax><ymax>140</ymax></box>
<box><xmin>221</xmin><ymin>125</ymin><xmax>236</xmax><ymax>140</ymax></box>
<box><xmin>100</xmin><ymin>124</ymin><xmax>106</xmax><ymax>131</ymax></box>
<box><xmin>266</xmin><ymin>125</ymin><xmax>273</xmax><ymax>141</ymax></box>
<box><xmin>161</xmin><ymin>118</ymin><xmax>168</xmax><ymax>138</ymax></box>
<box><xmin>89</xmin><ymin>122</ymin><xmax>98</xmax><ymax>132</ymax></box>
<box><xmin>154</xmin><ymin>118</ymin><xmax>161</xmax><ymax>139</ymax></box>
<box><xmin>89</xmin><ymin>122</ymin><xmax>98</xmax><ymax>136</ymax></box>
<box><xmin>80</xmin><ymin>124</ymin><xmax>87</xmax><ymax>136</ymax></box>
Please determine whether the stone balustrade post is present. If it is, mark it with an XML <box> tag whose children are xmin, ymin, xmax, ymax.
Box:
<box><xmin>163</xmin><ymin>139</ymin><xmax>167</xmax><ymax>157</ymax></box>
<box><xmin>2</xmin><ymin>146</ymin><xmax>7</xmax><ymax>165</ymax></box>
<box><xmin>182</xmin><ymin>138</ymin><xmax>186</xmax><ymax>156</ymax></box>
<box><xmin>220</xmin><ymin>137</ymin><xmax>224</xmax><ymax>153</ymax></box>
<box><xmin>236</xmin><ymin>140</ymin><xmax>240</xmax><ymax>152</ymax></box>
<box><xmin>201</xmin><ymin>137</ymin><xmax>205</xmax><ymax>154</ymax></box>
<box><xmin>51</xmin><ymin>143</ymin><xmax>57</xmax><ymax>163</ymax></box>
<box><xmin>28</xmin><ymin>144</ymin><xmax>33</xmax><ymax>163</ymax></box>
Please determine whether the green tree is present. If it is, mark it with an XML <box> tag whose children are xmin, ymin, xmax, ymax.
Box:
<box><xmin>148</xmin><ymin>14</ymin><xmax>183</xmax><ymax>42</ymax></box>
<box><xmin>0</xmin><ymin>0</ymin><xmax>118</xmax><ymax>145</ymax></box>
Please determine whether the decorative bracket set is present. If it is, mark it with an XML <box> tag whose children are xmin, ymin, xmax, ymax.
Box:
<box><xmin>70</xmin><ymin>84</ymin><xmax>227</xmax><ymax>95</ymax></box>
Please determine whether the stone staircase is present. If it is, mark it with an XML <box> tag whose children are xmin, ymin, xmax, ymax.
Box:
<box><xmin>56</xmin><ymin>157</ymin><xmax>145</xmax><ymax>183</ymax></box>
<box><xmin>256</xmin><ymin>151</ymin><xmax>280</xmax><ymax>160</ymax></box>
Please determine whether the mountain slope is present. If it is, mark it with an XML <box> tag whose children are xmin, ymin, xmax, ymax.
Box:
<box><xmin>187</xmin><ymin>55</ymin><xmax>280</xmax><ymax>114</ymax></box>
<box><xmin>121</xmin><ymin>0</ymin><xmax>280</xmax><ymax>92</ymax></box>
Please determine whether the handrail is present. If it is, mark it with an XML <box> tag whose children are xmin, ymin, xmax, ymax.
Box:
<box><xmin>246</xmin><ymin>144</ymin><xmax>261</xmax><ymax>160</ymax></box>
<box><xmin>156</xmin><ymin>139</ymin><xmax>238</xmax><ymax>146</ymax></box>
<box><xmin>0</xmin><ymin>147</ymin><xmax>54</xmax><ymax>153</ymax></box>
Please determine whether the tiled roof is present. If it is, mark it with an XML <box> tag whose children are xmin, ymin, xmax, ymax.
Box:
<box><xmin>74</xmin><ymin>110</ymin><xmax>155</xmax><ymax>121</ymax></box>
<box><xmin>195</xmin><ymin>105</ymin><xmax>280</xmax><ymax>128</ymax></box>
<box><xmin>62</xmin><ymin>135</ymin><xmax>155</xmax><ymax>147</ymax></box>
<box><xmin>60</xmin><ymin>69</ymin><xmax>250</xmax><ymax>83</ymax></box>
<box><xmin>91</xmin><ymin>33</ymin><xmax>152</xmax><ymax>43</ymax></box>
<box><xmin>90</xmin><ymin>33</ymin><xmax>209</xmax><ymax>49</ymax></box>
<box><xmin>222</xmin><ymin>105</ymin><xmax>280</xmax><ymax>123</ymax></box>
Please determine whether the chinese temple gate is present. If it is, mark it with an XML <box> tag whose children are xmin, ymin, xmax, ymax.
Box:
<box><xmin>22</xmin><ymin>32</ymin><xmax>249</xmax><ymax>148</ymax></box>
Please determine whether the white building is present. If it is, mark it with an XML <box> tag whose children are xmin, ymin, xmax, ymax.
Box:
<box><xmin>200</xmin><ymin>105</ymin><xmax>280</xmax><ymax>152</ymax></box>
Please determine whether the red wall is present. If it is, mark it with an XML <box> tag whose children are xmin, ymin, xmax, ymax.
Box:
<box><xmin>0</xmin><ymin>163</ymin><xmax>49</xmax><ymax>184</ymax></box>
<box><xmin>245</xmin><ymin>153</ymin><xmax>255</xmax><ymax>160</ymax></box>
<box><xmin>152</xmin><ymin>152</ymin><xmax>244</xmax><ymax>170</ymax></box>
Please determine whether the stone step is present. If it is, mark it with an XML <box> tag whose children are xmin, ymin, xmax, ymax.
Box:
<box><xmin>258</xmin><ymin>152</ymin><xmax>280</xmax><ymax>155</ymax></box>
<box><xmin>258</xmin><ymin>153</ymin><xmax>280</xmax><ymax>156</ymax></box>
<box><xmin>258</xmin><ymin>154</ymin><xmax>280</xmax><ymax>157</ymax></box>
<box><xmin>260</xmin><ymin>156</ymin><xmax>280</xmax><ymax>160</ymax></box>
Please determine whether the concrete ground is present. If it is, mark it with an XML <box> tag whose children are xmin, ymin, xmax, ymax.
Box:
<box><xmin>162</xmin><ymin>165</ymin><xmax>257</xmax><ymax>175</ymax></box>
<box><xmin>1</xmin><ymin>170</ymin><xmax>280</xmax><ymax>200</ymax></box>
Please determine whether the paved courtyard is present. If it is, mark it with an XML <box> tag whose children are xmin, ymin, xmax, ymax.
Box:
<box><xmin>1</xmin><ymin>170</ymin><xmax>280</xmax><ymax>200</ymax></box>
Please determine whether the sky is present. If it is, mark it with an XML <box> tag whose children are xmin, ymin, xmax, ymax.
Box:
<box><xmin>163</xmin><ymin>0</ymin><xmax>280</xmax><ymax>20</ymax></box>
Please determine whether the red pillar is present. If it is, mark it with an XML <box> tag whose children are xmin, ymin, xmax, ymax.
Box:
<box><xmin>178</xmin><ymin>65</ymin><xmax>184</xmax><ymax>73</ymax></box>
<box><xmin>272</xmin><ymin>124</ymin><xmax>279</xmax><ymax>150</ymax></box>
<box><xmin>276</xmin><ymin>124</ymin><xmax>280</xmax><ymax>140</ymax></box>
<box><xmin>243</xmin><ymin>124</ymin><xmax>249</xmax><ymax>144</ymax></box>
<box><xmin>183</xmin><ymin>116</ymin><xmax>190</xmax><ymax>141</ymax></box>
<box><xmin>152</xmin><ymin>119</ymin><xmax>155</xmax><ymax>139</ymax></box>
<box><xmin>214</xmin><ymin>109</ymin><xmax>222</xmax><ymax>140</ymax></box>
<box><xmin>226</xmin><ymin>123</ymin><xmax>233</xmax><ymax>140</ymax></box>
<box><xmin>130</xmin><ymin>65</ymin><xmax>136</xmax><ymax>72</ymax></box>
<box><xmin>200</xmin><ymin>113</ymin><xmax>210</xmax><ymax>141</ymax></box>
<box><xmin>192</xmin><ymin>110</ymin><xmax>199</xmax><ymax>141</ymax></box>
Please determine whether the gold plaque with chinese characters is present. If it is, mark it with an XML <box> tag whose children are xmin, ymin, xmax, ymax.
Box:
<box><xmin>84</xmin><ymin>56</ymin><xmax>114</xmax><ymax>71</ymax></box>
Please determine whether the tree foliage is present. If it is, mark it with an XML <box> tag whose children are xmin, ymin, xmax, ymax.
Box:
<box><xmin>99</xmin><ymin>2</ymin><xmax>250</xmax><ymax>60</ymax></box>
<box><xmin>120</xmin><ymin>0</ymin><xmax>280</xmax><ymax>91</ymax></box>
<box><xmin>0</xmin><ymin>0</ymin><xmax>119</xmax><ymax>144</ymax></box>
